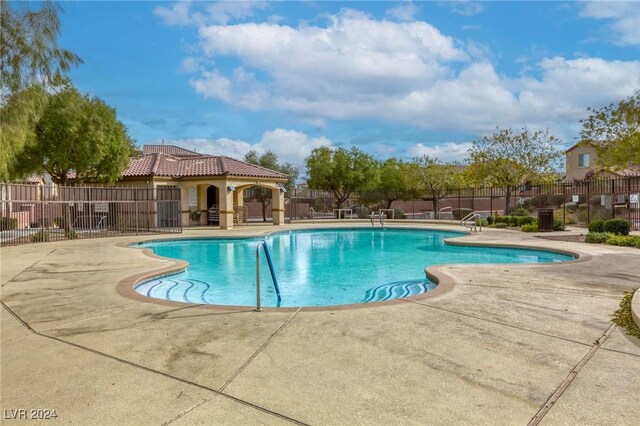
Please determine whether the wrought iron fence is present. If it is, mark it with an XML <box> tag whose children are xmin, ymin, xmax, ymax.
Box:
<box><xmin>278</xmin><ymin>176</ymin><xmax>640</xmax><ymax>230</ymax></box>
<box><xmin>1</xmin><ymin>184</ymin><xmax>181</xmax><ymax>246</ymax></box>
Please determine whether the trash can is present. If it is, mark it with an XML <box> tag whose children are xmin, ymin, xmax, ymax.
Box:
<box><xmin>538</xmin><ymin>208</ymin><xmax>554</xmax><ymax>232</ymax></box>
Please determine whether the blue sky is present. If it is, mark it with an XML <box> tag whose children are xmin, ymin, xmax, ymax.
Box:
<box><xmin>56</xmin><ymin>1</ymin><xmax>639</xmax><ymax>169</ymax></box>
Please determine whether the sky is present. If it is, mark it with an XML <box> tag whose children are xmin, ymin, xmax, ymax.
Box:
<box><xmin>55</xmin><ymin>0</ymin><xmax>640</xmax><ymax>170</ymax></box>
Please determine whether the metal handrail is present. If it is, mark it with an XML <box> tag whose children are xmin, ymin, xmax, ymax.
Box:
<box><xmin>438</xmin><ymin>206</ymin><xmax>453</xmax><ymax>220</ymax></box>
<box><xmin>256</xmin><ymin>240</ymin><xmax>281</xmax><ymax>311</ymax></box>
<box><xmin>461</xmin><ymin>212</ymin><xmax>482</xmax><ymax>232</ymax></box>
<box><xmin>370</xmin><ymin>211</ymin><xmax>385</xmax><ymax>226</ymax></box>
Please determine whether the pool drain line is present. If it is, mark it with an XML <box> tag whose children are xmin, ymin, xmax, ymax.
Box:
<box><xmin>527</xmin><ymin>323</ymin><xmax>617</xmax><ymax>426</ymax></box>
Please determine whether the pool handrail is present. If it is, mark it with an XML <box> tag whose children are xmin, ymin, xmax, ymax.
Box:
<box><xmin>256</xmin><ymin>240</ymin><xmax>281</xmax><ymax>311</ymax></box>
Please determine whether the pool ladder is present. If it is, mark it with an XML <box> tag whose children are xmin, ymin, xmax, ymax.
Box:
<box><xmin>256</xmin><ymin>240</ymin><xmax>281</xmax><ymax>311</ymax></box>
<box><xmin>370</xmin><ymin>211</ymin><xmax>385</xmax><ymax>226</ymax></box>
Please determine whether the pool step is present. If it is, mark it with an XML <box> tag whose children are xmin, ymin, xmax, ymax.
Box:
<box><xmin>362</xmin><ymin>280</ymin><xmax>434</xmax><ymax>303</ymax></box>
<box><xmin>135</xmin><ymin>278</ymin><xmax>211</xmax><ymax>304</ymax></box>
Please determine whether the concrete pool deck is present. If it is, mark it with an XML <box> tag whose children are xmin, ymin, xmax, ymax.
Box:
<box><xmin>1</xmin><ymin>222</ymin><xmax>639</xmax><ymax>425</ymax></box>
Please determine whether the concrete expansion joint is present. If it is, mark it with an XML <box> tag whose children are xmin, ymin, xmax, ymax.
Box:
<box><xmin>527</xmin><ymin>323</ymin><xmax>617</xmax><ymax>426</ymax></box>
<box><xmin>218</xmin><ymin>308</ymin><xmax>303</xmax><ymax>393</ymax></box>
<box><xmin>2</xmin><ymin>301</ymin><xmax>307</xmax><ymax>426</ymax></box>
<box><xmin>401</xmin><ymin>298</ymin><xmax>592</xmax><ymax>348</ymax></box>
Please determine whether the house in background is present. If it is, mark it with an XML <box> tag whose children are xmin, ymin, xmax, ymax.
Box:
<box><xmin>119</xmin><ymin>145</ymin><xmax>289</xmax><ymax>229</ymax></box>
<box><xmin>565</xmin><ymin>141</ymin><xmax>640</xmax><ymax>180</ymax></box>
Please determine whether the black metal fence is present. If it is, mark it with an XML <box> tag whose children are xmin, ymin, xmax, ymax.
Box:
<box><xmin>1</xmin><ymin>184</ymin><xmax>181</xmax><ymax>246</ymax></box>
<box><xmin>280</xmin><ymin>176</ymin><xmax>640</xmax><ymax>230</ymax></box>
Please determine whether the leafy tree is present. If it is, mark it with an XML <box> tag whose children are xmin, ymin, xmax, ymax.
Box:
<box><xmin>1</xmin><ymin>0</ymin><xmax>82</xmax><ymax>96</ymax></box>
<box><xmin>243</xmin><ymin>150</ymin><xmax>298</xmax><ymax>222</ymax></box>
<box><xmin>410</xmin><ymin>155</ymin><xmax>464</xmax><ymax>214</ymax></box>
<box><xmin>15</xmin><ymin>87</ymin><xmax>135</xmax><ymax>184</ymax></box>
<box><xmin>580</xmin><ymin>89</ymin><xmax>640</xmax><ymax>169</ymax></box>
<box><xmin>0</xmin><ymin>84</ymin><xmax>50</xmax><ymax>181</ymax></box>
<box><xmin>374</xmin><ymin>158</ymin><xmax>414</xmax><ymax>209</ymax></box>
<box><xmin>466</xmin><ymin>127</ymin><xmax>562</xmax><ymax>214</ymax></box>
<box><xmin>306</xmin><ymin>147</ymin><xmax>379</xmax><ymax>209</ymax></box>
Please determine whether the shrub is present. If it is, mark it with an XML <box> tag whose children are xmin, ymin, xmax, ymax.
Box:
<box><xmin>553</xmin><ymin>219</ymin><xmax>565</xmax><ymax>231</ymax></box>
<box><xmin>496</xmin><ymin>215</ymin><xmax>511</xmax><ymax>224</ymax></box>
<box><xmin>521</xmin><ymin>223</ymin><xmax>538</xmax><ymax>232</ymax></box>
<box><xmin>512</xmin><ymin>208</ymin><xmax>530</xmax><ymax>217</ymax></box>
<box><xmin>603</xmin><ymin>218</ymin><xmax>631</xmax><ymax>236</ymax></box>
<box><xmin>452</xmin><ymin>208</ymin><xmax>473</xmax><ymax>220</ymax></box>
<box><xmin>65</xmin><ymin>229</ymin><xmax>78</xmax><ymax>240</ymax></box>
<box><xmin>494</xmin><ymin>223</ymin><xmax>509</xmax><ymax>229</ymax></box>
<box><xmin>392</xmin><ymin>207</ymin><xmax>406</xmax><ymax>219</ymax></box>
<box><xmin>605</xmin><ymin>235</ymin><xmax>640</xmax><ymax>247</ymax></box>
<box><xmin>31</xmin><ymin>230</ymin><xmax>50</xmax><ymax>242</ymax></box>
<box><xmin>486</xmin><ymin>215</ymin><xmax>494</xmax><ymax>225</ymax></box>
<box><xmin>474</xmin><ymin>218</ymin><xmax>488</xmax><ymax>227</ymax></box>
<box><xmin>1</xmin><ymin>217</ymin><xmax>18</xmax><ymax>230</ymax></box>
<box><xmin>585</xmin><ymin>232</ymin><xmax>611</xmax><ymax>244</ymax></box>
<box><xmin>519</xmin><ymin>216</ymin><xmax>536</xmax><ymax>226</ymax></box>
<box><xmin>588</xmin><ymin>220</ymin><xmax>606</xmax><ymax>233</ymax></box>
<box><xmin>354</xmin><ymin>205</ymin><xmax>370</xmax><ymax>219</ymax></box>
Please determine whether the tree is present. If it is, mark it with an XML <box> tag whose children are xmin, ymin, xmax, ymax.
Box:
<box><xmin>1</xmin><ymin>1</ymin><xmax>82</xmax><ymax>97</ymax></box>
<box><xmin>375</xmin><ymin>158</ymin><xmax>414</xmax><ymax>209</ymax></box>
<box><xmin>410</xmin><ymin>155</ymin><xmax>464</xmax><ymax>214</ymax></box>
<box><xmin>580</xmin><ymin>89</ymin><xmax>640</xmax><ymax>169</ymax></box>
<box><xmin>15</xmin><ymin>87</ymin><xmax>135</xmax><ymax>184</ymax></box>
<box><xmin>306</xmin><ymin>147</ymin><xmax>379</xmax><ymax>209</ymax></box>
<box><xmin>466</xmin><ymin>127</ymin><xmax>562</xmax><ymax>214</ymax></box>
<box><xmin>243</xmin><ymin>151</ymin><xmax>298</xmax><ymax>222</ymax></box>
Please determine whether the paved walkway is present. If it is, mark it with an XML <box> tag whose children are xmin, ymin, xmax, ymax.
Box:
<box><xmin>1</xmin><ymin>222</ymin><xmax>639</xmax><ymax>425</ymax></box>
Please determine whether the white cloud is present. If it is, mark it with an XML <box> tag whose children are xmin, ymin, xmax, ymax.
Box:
<box><xmin>446</xmin><ymin>1</ymin><xmax>485</xmax><ymax>17</ymax></box>
<box><xmin>579</xmin><ymin>1</ymin><xmax>640</xmax><ymax>45</ymax></box>
<box><xmin>155</xmin><ymin>1</ymin><xmax>268</xmax><ymax>27</ymax></box>
<box><xmin>386</xmin><ymin>1</ymin><xmax>419</xmax><ymax>22</ymax></box>
<box><xmin>171</xmin><ymin>8</ymin><xmax>638</xmax><ymax>140</ymax></box>
<box><xmin>407</xmin><ymin>142</ymin><xmax>473</xmax><ymax>163</ymax></box>
<box><xmin>166</xmin><ymin>129</ymin><xmax>333</xmax><ymax>168</ymax></box>
<box><xmin>206</xmin><ymin>1</ymin><xmax>268</xmax><ymax>25</ymax></box>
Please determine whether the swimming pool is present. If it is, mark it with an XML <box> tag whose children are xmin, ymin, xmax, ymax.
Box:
<box><xmin>133</xmin><ymin>228</ymin><xmax>575</xmax><ymax>308</ymax></box>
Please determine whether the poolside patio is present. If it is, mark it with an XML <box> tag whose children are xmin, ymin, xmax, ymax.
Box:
<box><xmin>1</xmin><ymin>223</ymin><xmax>639</xmax><ymax>425</ymax></box>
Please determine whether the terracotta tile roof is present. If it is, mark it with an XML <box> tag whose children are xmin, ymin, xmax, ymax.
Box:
<box><xmin>143</xmin><ymin>144</ymin><xmax>201</xmax><ymax>158</ymax></box>
<box><xmin>24</xmin><ymin>175</ymin><xmax>44</xmax><ymax>184</ymax></box>
<box><xmin>123</xmin><ymin>153</ymin><xmax>288</xmax><ymax>180</ymax></box>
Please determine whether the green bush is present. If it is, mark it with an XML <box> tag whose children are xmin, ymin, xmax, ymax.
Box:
<box><xmin>31</xmin><ymin>230</ymin><xmax>50</xmax><ymax>242</ymax></box>
<box><xmin>496</xmin><ymin>215</ymin><xmax>511</xmax><ymax>224</ymax></box>
<box><xmin>486</xmin><ymin>215</ymin><xmax>494</xmax><ymax>225</ymax></box>
<box><xmin>494</xmin><ymin>223</ymin><xmax>509</xmax><ymax>229</ymax></box>
<box><xmin>392</xmin><ymin>207</ymin><xmax>406</xmax><ymax>219</ymax></box>
<box><xmin>605</xmin><ymin>235</ymin><xmax>640</xmax><ymax>247</ymax></box>
<box><xmin>519</xmin><ymin>216</ymin><xmax>536</xmax><ymax>226</ymax></box>
<box><xmin>588</xmin><ymin>220</ymin><xmax>606</xmax><ymax>233</ymax></box>
<box><xmin>512</xmin><ymin>208</ymin><xmax>530</xmax><ymax>217</ymax></box>
<box><xmin>1</xmin><ymin>217</ymin><xmax>18</xmax><ymax>230</ymax></box>
<box><xmin>65</xmin><ymin>229</ymin><xmax>78</xmax><ymax>240</ymax></box>
<box><xmin>509</xmin><ymin>216</ymin><xmax>521</xmax><ymax>226</ymax></box>
<box><xmin>553</xmin><ymin>219</ymin><xmax>565</xmax><ymax>231</ymax></box>
<box><xmin>354</xmin><ymin>205</ymin><xmax>370</xmax><ymax>219</ymax></box>
<box><xmin>603</xmin><ymin>218</ymin><xmax>631</xmax><ymax>236</ymax></box>
<box><xmin>521</xmin><ymin>223</ymin><xmax>538</xmax><ymax>232</ymax></box>
<box><xmin>452</xmin><ymin>208</ymin><xmax>473</xmax><ymax>220</ymax></box>
<box><xmin>474</xmin><ymin>218</ymin><xmax>488</xmax><ymax>227</ymax></box>
<box><xmin>585</xmin><ymin>232</ymin><xmax>611</xmax><ymax>244</ymax></box>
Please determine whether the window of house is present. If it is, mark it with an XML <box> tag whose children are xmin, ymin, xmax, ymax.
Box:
<box><xmin>578</xmin><ymin>153</ymin><xmax>590</xmax><ymax>168</ymax></box>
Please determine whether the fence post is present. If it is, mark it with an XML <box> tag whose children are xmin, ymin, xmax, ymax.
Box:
<box><xmin>489</xmin><ymin>186</ymin><xmax>493</xmax><ymax>216</ymax></box>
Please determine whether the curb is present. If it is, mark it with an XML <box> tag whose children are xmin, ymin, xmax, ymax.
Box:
<box><xmin>632</xmin><ymin>289</ymin><xmax>640</xmax><ymax>330</ymax></box>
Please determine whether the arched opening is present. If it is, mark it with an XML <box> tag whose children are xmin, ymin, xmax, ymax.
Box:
<box><xmin>207</xmin><ymin>185</ymin><xmax>219</xmax><ymax>225</ymax></box>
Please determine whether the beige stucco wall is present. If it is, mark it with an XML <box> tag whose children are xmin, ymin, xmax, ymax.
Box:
<box><xmin>565</xmin><ymin>144</ymin><xmax>597</xmax><ymax>180</ymax></box>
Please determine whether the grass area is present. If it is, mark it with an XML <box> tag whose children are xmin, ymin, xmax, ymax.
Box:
<box><xmin>612</xmin><ymin>290</ymin><xmax>640</xmax><ymax>339</ymax></box>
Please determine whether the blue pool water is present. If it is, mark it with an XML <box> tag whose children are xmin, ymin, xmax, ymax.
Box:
<box><xmin>134</xmin><ymin>228</ymin><xmax>574</xmax><ymax>307</ymax></box>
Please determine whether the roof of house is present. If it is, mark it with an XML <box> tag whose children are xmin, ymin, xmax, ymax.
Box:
<box><xmin>142</xmin><ymin>144</ymin><xmax>202</xmax><ymax>158</ymax></box>
<box><xmin>123</xmin><ymin>152</ymin><xmax>288</xmax><ymax>180</ymax></box>
<box><xmin>564</xmin><ymin>140</ymin><xmax>605</xmax><ymax>153</ymax></box>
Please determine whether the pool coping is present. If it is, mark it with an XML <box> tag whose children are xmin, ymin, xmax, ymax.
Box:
<box><xmin>116</xmin><ymin>226</ymin><xmax>592</xmax><ymax>312</ymax></box>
